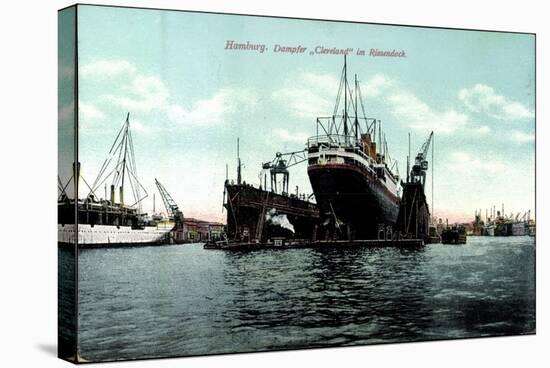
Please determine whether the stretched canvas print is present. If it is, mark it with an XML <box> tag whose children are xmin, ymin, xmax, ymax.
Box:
<box><xmin>58</xmin><ymin>4</ymin><xmax>536</xmax><ymax>363</ymax></box>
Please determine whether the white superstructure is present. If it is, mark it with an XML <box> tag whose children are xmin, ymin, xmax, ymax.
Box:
<box><xmin>307</xmin><ymin>140</ymin><xmax>401</xmax><ymax>199</ymax></box>
<box><xmin>58</xmin><ymin>221</ymin><xmax>174</xmax><ymax>247</ymax></box>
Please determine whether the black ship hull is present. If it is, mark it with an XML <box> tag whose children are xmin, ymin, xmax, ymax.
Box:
<box><xmin>308</xmin><ymin>163</ymin><xmax>400</xmax><ymax>240</ymax></box>
<box><xmin>441</xmin><ymin>229</ymin><xmax>467</xmax><ymax>244</ymax></box>
<box><xmin>225</xmin><ymin>183</ymin><xmax>319</xmax><ymax>242</ymax></box>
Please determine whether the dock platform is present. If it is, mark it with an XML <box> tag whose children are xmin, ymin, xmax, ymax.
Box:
<box><xmin>204</xmin><ymin>238</ymin><xmax>424</xmax><ymax>251</ymax></box>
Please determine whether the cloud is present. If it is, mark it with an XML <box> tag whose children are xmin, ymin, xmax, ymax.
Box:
<box><xmin>473</xmin><ymin>125</ymin><xmax>491</xmax><ymax>135</ymax></box>
<box><xmin>274</xmin><ymin>71</ymin><xmax>492</xmax><ymax>136</ymax></box>
<box><xmin>273</xmin><ymin>128</ymin><xmax>310</xmax><ymax>144</ymax></box>
<box><xmin>79</xmin><ymin>101</ymin><xmax>105</xmax><ymax>120</ymax></box>
<box><xmin>128</xmin><ymin>118</ymin><xmax>148</xmax><ymax>132</ymax></box>
<box><xmin>81</xmin><ymin>59</ymin><xmax>256</xmax><ymax>130</ymax></box>
<box><xmin>448</xmin><ymin>151</ymin><xmax>506</xmax><ymax>175</ymax></box>
<box><xmin>274</xmin><ymin>72</ymin><xmax>521</xmax><ymax>140</ymax></box>
<box><xmin>81</xmin><ymin>59</ymin><xmax>137</xmax><ymax>78</ymax></box>
<box><xmin>458</xmin><ymin>84</ymin><xmax>534</xmax><ymax>120</ymax></box>
<box><xmin>167</xmin><ymin>88</ymin><xmax>254</xmax><ymax>126</ymax></box>
<box><xmin>102</xmin><ymin>75</ymin><xmax>170</xmax><ymax>113</ymax></box>
<box><xmin>361</xmin><ymin>74</ymin><xmax>393</xmax><ymax>98</ymax></box>
<box><xmin>511</xmin><ymin>130</ymin><xmax>535</xmax><ymax>143</ymax></box>
<box><xmin>302</xmin><ymin>72</ymin><xmax>339</xmax><ymax>92</ymax></box>
<box><xmin>388</xmin><ymin>92</ymin><xmax>469</xmax><ymax>134</ymax></box>
<box><xmin>273</xmin><ymin>72</ymin><xmax>393</xmax><ymax>119</ymax></box>
<box><xmin>273</xmin><ymin>72</ymin><xmax>338</xmax><ymax>119</ymax></box>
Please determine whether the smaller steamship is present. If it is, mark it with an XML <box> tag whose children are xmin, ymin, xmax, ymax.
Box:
<box><xmin>223</xmin><ymin>140</ymin><xmax>319</xmax><ymax>243</ymax></box>
<box><xmin>58</xmin><ymin>114</ymin><xmax>174</xmax><ymax>247</ymax></box>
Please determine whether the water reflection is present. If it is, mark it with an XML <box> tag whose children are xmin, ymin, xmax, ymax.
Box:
<box><xmin>72</xmin><ymin>237</ymin><xmax>535</xmax><ymax>361</ymax></box>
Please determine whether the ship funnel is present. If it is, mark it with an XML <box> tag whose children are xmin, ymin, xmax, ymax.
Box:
<box><xmin>120</xmin><ymin>186</ymin><xmax>124</xmax><ymax>207</ymax></box>
<box><xmin>110</xmin><ymin>185</ymin><xmax>115</xmax><ymax>204</ymax></box>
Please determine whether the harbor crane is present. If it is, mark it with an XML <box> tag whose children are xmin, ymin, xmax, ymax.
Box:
<box><xmin>155</xmin><ymin>178</ymin><xmax>184</xmax><ymax>223</ymax></box>
<box><xmin>410</xmin><ymin>131</ymin><xmax>434</xmax><ymax>188</ymax></box>
<box><xmin>262</xmin><ymin>149</ymin><xmax>308</xmax><ymax>194</ymax></box>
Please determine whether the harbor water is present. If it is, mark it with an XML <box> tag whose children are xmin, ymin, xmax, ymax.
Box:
<box><xmin>63</xmin><ymin>236</ymin><xmax>535</xmax><ymax>361</ymax></box>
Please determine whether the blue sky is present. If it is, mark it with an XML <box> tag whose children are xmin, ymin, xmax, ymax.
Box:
<box><xmin>67</xmin><ymin>5</ymin><xmax>535</xmax><ymax>222</ymax></box>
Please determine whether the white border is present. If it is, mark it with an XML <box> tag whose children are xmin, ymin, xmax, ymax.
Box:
<box><xmin>0</xmin><ymin>1</ymin><xmax>546</xmax><ymax>367</ymax></box>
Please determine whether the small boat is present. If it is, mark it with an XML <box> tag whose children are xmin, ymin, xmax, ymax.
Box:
<box><xmin>441</xmin><ymin>224</ymin><xmax>467</xmax><ymax>244</ymax></box>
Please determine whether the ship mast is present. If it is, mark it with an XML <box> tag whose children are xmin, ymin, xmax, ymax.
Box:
<box><xmin>237</xmin><ymin>138</ymin><xmax>242</xmax><ymax>185</ymax></box>
<box><xmin>343</xmin><ymin>55</ymin><xmax>348</xmax><ymax>143</ymax></box>
<box><xmin>120</xmin><ymin>113</ymin><xmax>130</xmax><ymax>207</ymax></box>
<box><xmin>315</xmin><ymin>57</ymin><xmax>398</xmax><ymax>173</ymax></box>
<box><xmin>89</xmin><ymin>113</ymin><xmax>148</xmax><ymax>211</ymax></box>
<box><xmin>354</xmin><ymin>74</ymin><xmax>359</xmax><ymax>141</ymax></box>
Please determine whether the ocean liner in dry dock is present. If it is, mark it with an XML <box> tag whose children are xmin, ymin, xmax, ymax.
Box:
<box><xmin>58</xmin><ymin>114</ymin><xmax>174</xmax><ymax>247</ymax></box>
<box><xmin>307</xmin><ymin>58</ymin><xmax>401</xmax><ymax>240</ymax></box>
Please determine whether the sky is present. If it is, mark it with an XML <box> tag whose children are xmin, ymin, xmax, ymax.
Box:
<box><xmin>62</xmin><ymin>5</ymin><xmax>535</xmax><ymax>223</ymax></box>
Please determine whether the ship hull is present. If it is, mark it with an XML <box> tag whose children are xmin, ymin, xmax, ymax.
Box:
<box><xmin>308</xmin><ymin>163</ymin><xmax>400</xmax><ymax>240</ymax></box>
<box><xmin>58</xmin><ymin>223</ymin><xmax>174</xmax><ymax>247</ymax></box>
<box><xmin>483</xmin><ymin>225</ymin><xmax>495</xmax><ymax>236</ymax></box>
<box><xmin>494</xmin><ymin>222</ymin><xmax>528</xmax><ymax>236</ymax></box>
<box><xmin>225</xmin><ymin>183</ymin><xmax>319</xmax><ymax>241</ymax></box>
<box><xmin>511</xmin><ymin>222</ymin><xmax>527</xmax><ymax>236</ymax></box>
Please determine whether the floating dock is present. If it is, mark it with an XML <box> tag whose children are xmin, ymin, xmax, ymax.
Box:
<box><xmin>204</xmin><ymin>238</ymin><xmax>424</xmax><ymax>251</ymax></box>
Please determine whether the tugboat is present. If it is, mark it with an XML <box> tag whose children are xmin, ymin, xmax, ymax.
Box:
<box><xmin>441</xmin><ymin>222</ymin><xmax>467</xmax><ymax>244</ymax></box>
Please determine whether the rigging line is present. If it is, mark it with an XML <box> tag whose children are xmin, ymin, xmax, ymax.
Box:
<box><xmin>58</xmin><ymin>184</ymin><xmax>67</xmax><ymax>200</ymax></box>
<box><xmin>432</xmin><ymin>132</ymin><xmax>435</xmax><ymax>218</ymax></box>
<box><xmin>57</xmin><ymin>176</ymin><xmax>65</xmax><ymax>194</ymax></box>
<box><xmin>120</xmin><ymin>121</ymin><xmax>130</xmax><ymax>193</ymax></box>
<box><xmin>317</xmin><ymin>118</ymin><xmax>330</xmax><ymax>137</ymax></box>
<box><xmin>334</xmin><ymin>116</ymin><xmax>341</xmax><ymax>136</ymax></box>
<box><xmin>91</xmin><ymin>156</ymin><xmax>115</xmax><ymax>192</ymax></box>
<box><xmin>130</xmin><ymin>132</ymin><xmax>138</xmax><ymax>178</ymax></box>
<box><xmin>81</xmin><ymin>175</ymin><xmax>99</xmax><ymax>199</ymax></box>
<box><xmin>129</xmin><ymin>126</ymin><xmax>137</xmax><ymax>176</ymax></box>
<box><xmin>127</xmin><ymin>168</ymin><xmax>138</xmax><ymax>207</ymax></box>
<box><xmin>127</xmin><ymin>167</ymin><xmax>149</xmax><ymax>200</ymax></box>
<box><xmin>111</xmin><ymin>132</ymin><xmax>126</xmax><ymax>186</ymax></box>
<box><xmin>111</xmin><ymin>133</ymin><xmax>126</xmax><ymax>157</ymax></box>
<box><xmin>346</xmin><ymin>81</ymin><xmax>356</xmax><ymax>119</ymax></box>
<box><xmin>357</xmin><ymin>84</ymin><xmax>369</xmax><ymax>133</ymax></box>
<box><xmin>127</xmin><ymin>130</ymin><xmax>140</xmax><ymax>203</ymax></box>
<box><xmin>91</xmin><ymin>157</ymin><xmax>110</xmax><ymax>192</ymax></box>
<box><xmin>117</xmin><ymin>123</ymin><xmax>130</xmax><ymax>178</ymax></box>
<box><xmin>334</xmin><ymin>81</ymin><xmax>343</xmax><ymax>117</ymax></box>
<box><xmin>59</xmin><ymin>174</ymin><xmax>74</xmax><ymax>198</ymax></box>
<box><xmin>115</xmin><ymin>121</ymin><xmax>129</xmax><ymax>191</ymax></box>
<box><xmin>129</xmin><ymin>163</ymin><xmax>142</xmax><ymax>211</ymax></box>
<box><xmin>99</xmin><ymin>127</ymin><xmax>127</xmax><ymax>189</ymax></box>
<box><xmin>333</xmin><ymin>66</ymin><xmax>346</xmax><ymax>117</ymax></box>
<box><xmin>129</xmin><ymin>193</ymin><xmax>149</xmax><ymax>208</ymax></box>
<box><xmin>93</xmin><ymin>132</ymin><xmax>127</xmax><ymax>190</ymax></box>
<box><xmin>94</xmin><ymin>160</ymin><xmax>125</xmax><ymax>195</ymax></box>
<box><xmin>112</xmin><ymin>159</ymin><xmax>123</xmax><ymax>188</ymax></box>
<box><xmin>108</xmin><ymin>120</ymin><xmax>127</xmax><ymax>154</ymax></box>
<box><xmin>128</xmin><ymin>175</ymin><xmax>149</xmax><ymax>207</ymax></box>
<box><xmin>129</xmin><ymin>132</ymin><xmax>141</xmax><ymax>201</ymax></box>
<box><xmin>126</xmin><ymin>151</ymin><xmax>137</xmax><ymax>198</ymax></box>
